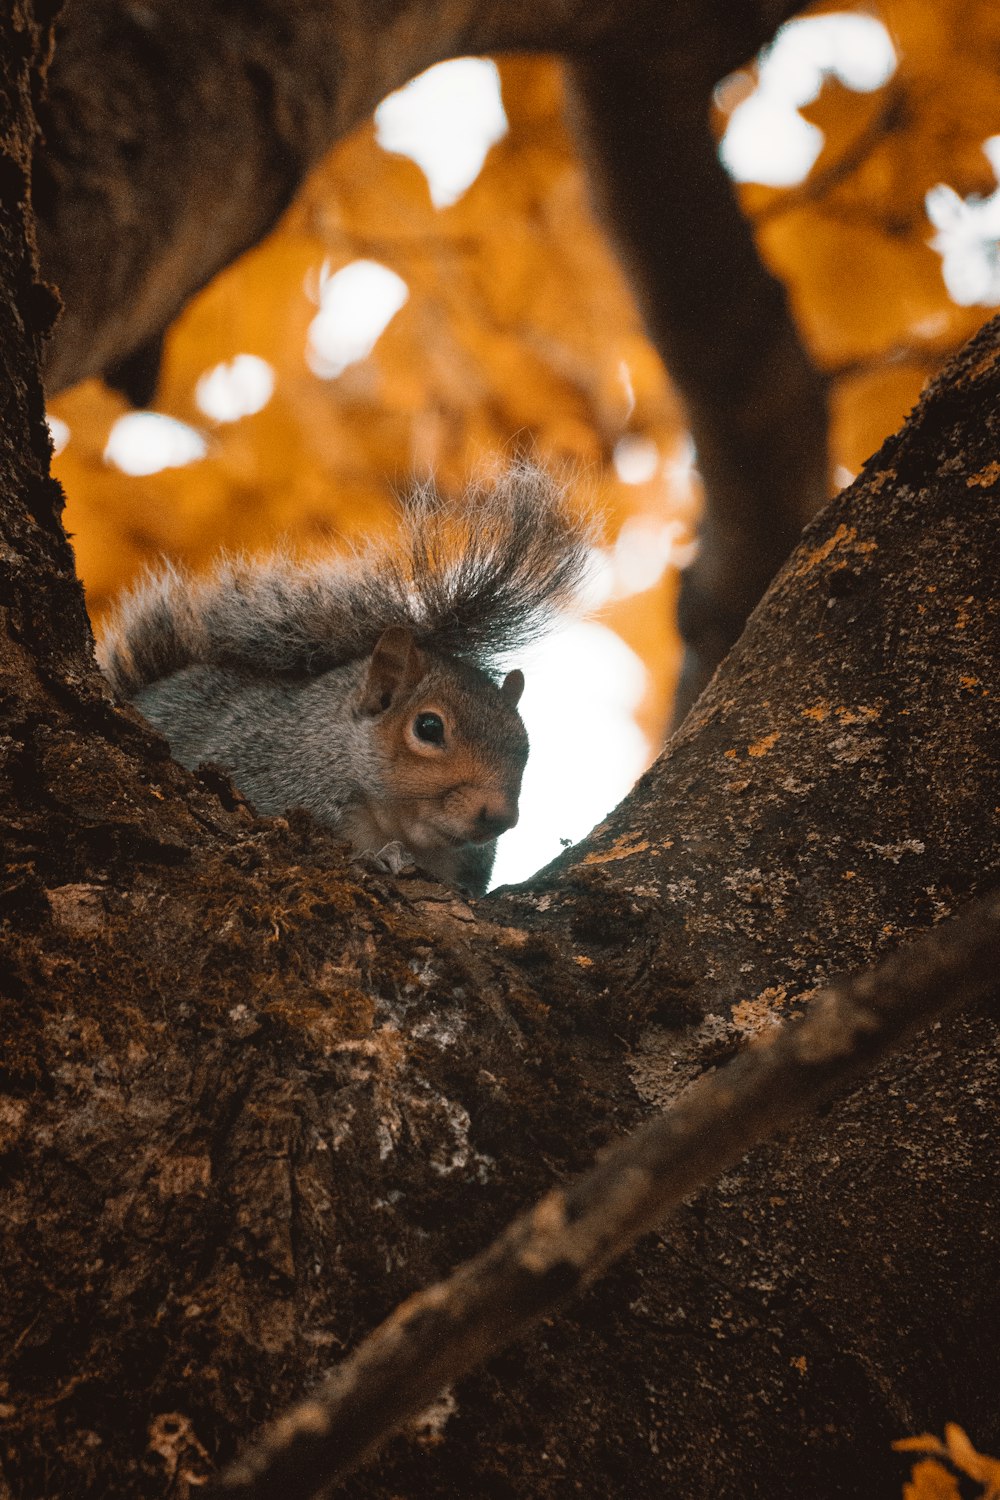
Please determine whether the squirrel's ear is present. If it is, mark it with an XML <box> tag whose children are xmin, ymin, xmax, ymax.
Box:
<box><xmin>361</xmin><ymin>627</ymin><xmax>425</xmax><ymax>715</ymax></box>
<box><xmin>500</xmin><ymin>669</ymin><xmax>524</xmax><ymax>707</ymax></box>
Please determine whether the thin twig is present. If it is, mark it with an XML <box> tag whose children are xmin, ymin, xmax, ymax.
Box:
<box><xmin>754</xmin><ymin>85</ymin><xmax>907</xmax><ymax>225</ymax></box>
<box><xmin>215</xmin><ymin>890</ymin><xmax>1000</xmax><ymax>1499</ymax></box>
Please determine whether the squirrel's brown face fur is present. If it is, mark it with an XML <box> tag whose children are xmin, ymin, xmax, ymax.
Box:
<box><xmin>359</xmin><ymin>628</ymin><xmax>528</xmax><ymax>854</ymax></box>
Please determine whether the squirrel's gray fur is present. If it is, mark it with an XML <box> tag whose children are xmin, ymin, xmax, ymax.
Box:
<box><xmin>98</xmin><ymin>465</ymin><xmax>592</xmax><ymax>895</ymax></box>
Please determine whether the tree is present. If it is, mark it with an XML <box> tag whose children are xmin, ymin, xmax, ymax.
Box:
<box><xmin>1</xmin><ymin>3</ymin><xmax>998</xmax><ymax>1497</ymax></box>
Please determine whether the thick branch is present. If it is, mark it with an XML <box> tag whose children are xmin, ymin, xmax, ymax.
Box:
<box><xmin>220</xmin><ymin>891</ymin><xmax>1000</xmax><ymax>1498</ymax></box>
<box><xmin>567</xmin><ymin>52</ymin><xmax>829</xmax><ymax>723</ymax></box>
<box><xmin>37</xmin><ymin>0</ymin><xmax>809</xmax><ymax>393</ymax></box>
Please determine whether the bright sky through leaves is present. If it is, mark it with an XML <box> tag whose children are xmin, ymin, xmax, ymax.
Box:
<box><xmin>306</xmin><ymin>260</ymin><xmax>410</xmax><ymax>378</ymax></box>
<box><xmin>613</xmin><ymin>434</ymin><xmax>660</xmax><ymax>485</ymax></box>
<box><xmin>195</xmin><ymin>354</ymin><xmax>276</xmax><ymax>422</ymax></box>
<box><xmin>374</xmin><ymin>58</ymin><xmax>508</xmax><ymax>208</ymax></box>
<box><xmin>47</xmin><ymin>414</ymin><xmax>70</xmax><ymax>456</ymax></box>
<box><xmin>491</xmin><ymin>621</ymin><xmax>649</xmax><ymax>887</ymax></box>
<box><xmin>720</xmin><ymin>12</ymin><xmax>897</xmax><ymax>186</ymax></box>
<box><xmin>926</xmin><ymin>137</ymin><xmax>1000</xmax><ymax>306</ymax></box>
<box><xmin>492</xmin><ymin>519</ymin><xmax>698</xmax><ymax>886</ymax></box>
<box><xmin>104</xmin><ymin>412</ymin><xmax>208</xmax><ymax>477</ymax></box>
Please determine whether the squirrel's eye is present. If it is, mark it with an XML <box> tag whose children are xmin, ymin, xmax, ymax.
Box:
<box><xmin>413</xmin><ymin>712</ymin><xmax>445</xmax><ymax>746</ymax></box>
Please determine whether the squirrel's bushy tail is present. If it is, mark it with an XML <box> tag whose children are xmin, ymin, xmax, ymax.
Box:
<box><xmin>99</xmin><ymin>464</ymin><xmax>595</xmax><ymax>698</ymax></box>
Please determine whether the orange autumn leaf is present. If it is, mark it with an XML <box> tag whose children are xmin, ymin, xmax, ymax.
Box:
<box><xmin>901</xmin><ymin>1458</ymin><xmax>962</xmax><ymax>1500</ymax></box>
<box><xmin>944</xmin><ymin>1423</ymin><xmax>1000</xmax><ymax>1491</ymax></box>
<box><xmin>894</xmin><ymin>1435</ymin><xmax>950</xmax><ymax>1457</ymax></box>
<box><xmin>895</xmin><ymin>1425</ymin><xmax>1000</xmax><ymax>1498</ymax></box>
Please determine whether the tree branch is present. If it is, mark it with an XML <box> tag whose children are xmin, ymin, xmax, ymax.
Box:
<box><xmin>217</xmin><ymin>890</ymin><xmax>1000</xmax><ymax>1499</ymax></box>
<box><xmin>567</xmin><ymin>49</ymin><xmax>829</xmax><ymax>724</ymax></box>
<box><xmin>37</xmin><ymin>0</ymin><xmax>810</xmax><ymax>394</ymax></box>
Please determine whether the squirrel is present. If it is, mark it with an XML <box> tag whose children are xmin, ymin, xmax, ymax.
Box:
<box><xmin>97</xmin><ymin>465</ymin><xmax>593</xmax><ymax>895</ymax></box>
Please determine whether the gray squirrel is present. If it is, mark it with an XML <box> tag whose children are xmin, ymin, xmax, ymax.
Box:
<box><xmin>98</xmin><ymin>465</ymin><xmax>593</xmax><ymax>894</ymax></box>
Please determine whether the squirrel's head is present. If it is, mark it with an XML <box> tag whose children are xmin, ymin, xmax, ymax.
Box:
<box><xmin>355</xmin><ymin>627</ymin><xmax>528</xmax><ymax>854</ymax></box>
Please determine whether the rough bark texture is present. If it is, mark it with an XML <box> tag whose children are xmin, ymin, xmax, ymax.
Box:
<box><xmin>219</xmin><ymin>891</ymin><xmax>1000</xmax><ymax>1498</ymax></box>
<box><xmin>2</xmin><ymin>5</ymin><xmax>999</xmax><ymax>1499</ymax></box>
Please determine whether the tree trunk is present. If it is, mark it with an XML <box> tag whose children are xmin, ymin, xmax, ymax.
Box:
<box><xmin>3</xmin><ymin>5</ymin><xmax>999</xmax><ymax>1499</ymax></box>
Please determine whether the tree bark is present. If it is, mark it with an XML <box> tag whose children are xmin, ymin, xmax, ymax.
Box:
<box><xmin>3</xmin><ymin>6</ymin><xmax>999</xmax><ymax>1499</ymax></box>
<box><xmin>218</xmin><ymin>891</ymin><xmax>1000</xmax><ymax>1498</ymax></box>
<box><xmin>35</xmin><ymin>0</ymin><xmax>809</xmax><ymax>396</ymax></box>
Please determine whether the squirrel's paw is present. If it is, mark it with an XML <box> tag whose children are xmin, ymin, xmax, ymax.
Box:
<box><xmin>354</xmin><ymin>841</ymin><xmax>416</xmax><ymax>879</ymax></box>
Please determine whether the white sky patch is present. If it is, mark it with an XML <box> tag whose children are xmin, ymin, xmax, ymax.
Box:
<box><xmin>613</xmin><ymin>434</ymin><xmax>660</xmax><ymax>485</ymax></box>
<box><xmin>720</xmin><ymin>13</ymin><xmax>897</xmax><ymax>187</ymax></box>
<box><xmin>664</xmin><ymin>432</ymin><xmax>698</xmax><ymax>489</ymax></box>
<box><xmin>583</xmin><ymin>513</ymin><xmax>698</xmax><ymax>611</ymax></box>
<box><xmin>926</xmin><ymin>137</ymin><xmax>1000</xmax><ymax>306</ymax></box>
<box><xmin>613</xmin><ymin>516</ymin><xmax>698</xmax><ymax>595</ymax></box>
<box><xmin>490</xmin><ymin>622</ymin><xmax>650</xmax><ymax>888</ymax></box>
<box><xmin>195</xmin><ymin>354</ymin><xmax>275</xmax><ymax>423</ymax></box>
<box><xmin>374</xmin><ymin>58</ymin><xmax>508</xmax><ymax>209</ymax></box>
<box><xmin>103</xmin><ymin>412</ymin><xmax>207</xmax><ymax>477</ymax></box>
<box><xmin>306</xmin><ymin>260</ymin><xmax>410</xmax><ymax>380</ymax></box>
<box><xmin>46</xmin><ymin>414</ymin><xmax>70</xmax><ymax>456</ymax></box>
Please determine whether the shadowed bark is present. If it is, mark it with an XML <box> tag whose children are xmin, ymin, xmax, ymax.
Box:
<box><xmin>2</xmin><ymin>4</ymin><xmax>999</xmax><ymax>1498</ymax></box>
<box><xmin>220</xmin><ymin>891</ymin><xmax>1000</xmax><ymax>1498</ymax></box>
<box><xmin>35</xmin><ymin>0</ymin><xmax>809</xmax><ymax>396</ymax></box>
<box><xmin>35</xmin><ymin>0</ymin><xmax>823</xmax><ymax>710</ymax></box>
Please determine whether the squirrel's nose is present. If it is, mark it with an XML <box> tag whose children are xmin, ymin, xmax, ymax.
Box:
<box><xmin>474</xmin><ymin>800</ymin><xmax>518</xmax><ymax>839</ymax></box>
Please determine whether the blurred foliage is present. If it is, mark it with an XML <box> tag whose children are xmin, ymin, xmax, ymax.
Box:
<box><xmin>895</xmin><ymin>1424</ymin><xmax>1000</xmax><ymax>1498</ymax></box>
<box><xmin>51</xmin><ymin>2</ymin><xmax>1000</xmax><ymax>751</ymax></box>
<box><xmin>745</xmin><ymin>0</ymin><xmax>999</xmax><ymax>471</ymax></box>
<box><xmin>55</xmin><ymin>57</ymin><xmax>688</xmax><ymax>746</ymax></box>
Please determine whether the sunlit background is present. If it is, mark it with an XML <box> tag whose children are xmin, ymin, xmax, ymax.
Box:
<box><xmin>49</xmin><ymin>5</ymin><xmax>1000</xmax><ymax>886</ymax></box>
